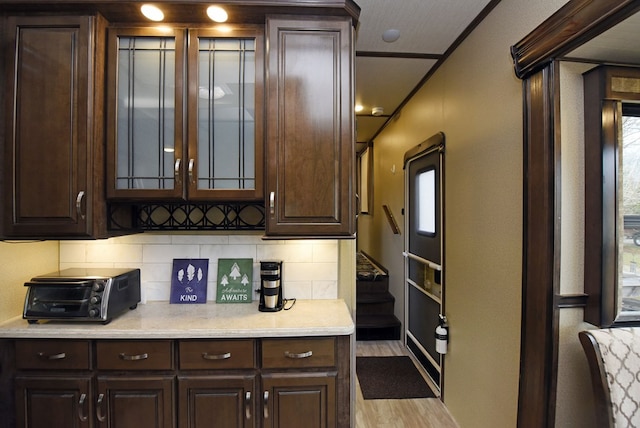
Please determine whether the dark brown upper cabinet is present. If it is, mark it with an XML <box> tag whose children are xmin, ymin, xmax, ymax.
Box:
<box><xmin>264</xmin><ymin>17</ymin><xmax>355</xmax><ymax>237</ymax></box>
<box><xmin>2</xmin><ymin>15</ymin><xmax>108</xmax><ymax>239</ymax></box>
<box><xmin>106</xmin><ymin>25</ymin><xmax>264</xmax><ymax>202</ymax></box>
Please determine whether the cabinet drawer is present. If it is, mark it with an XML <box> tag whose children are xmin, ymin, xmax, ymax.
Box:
<box><xmin>97</xmin><ymin>340</ymin><xmax>173</xmax><ymax>370</ymax></box>
<box><xmin>262</xmin><ymin>338</ymin><xmax>335</xmax><ymax>369</ymax></box>
<box><xmin>15</xmin><ymin>340</ymin><xmax>91</xmax><ymax>370</ymax></box>
<box><xmin>179</xmin><ymin>339</ymin><xmax>256</xmax><ymax>370</ymax></box>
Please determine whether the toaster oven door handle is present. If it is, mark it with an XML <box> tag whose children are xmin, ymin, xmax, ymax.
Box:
<box><xmin>38</xmin><ymin>352</ymin><xmax>66</xmax><ymax>360</ymax></box>
<box><xmin>119</xmin><ymin>352</ymin><xmax>149</xmax><ymax>361</ymax></box>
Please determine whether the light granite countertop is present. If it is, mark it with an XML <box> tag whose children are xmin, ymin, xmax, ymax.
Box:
<box><xmin>0</xmin><ymin>299</ymin><xmax>354</xmax><ymax>339</ymax></box>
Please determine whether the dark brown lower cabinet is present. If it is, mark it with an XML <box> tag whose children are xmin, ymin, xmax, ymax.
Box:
<box><xmin>261</xmin><ymin>374</ymin><xmax>336</xmax><ymax>428</ymax></box>
<box><xmin>7</xmin><ymin>337</ymin><xmax>350</xmax><ymax>428</ymax></box>
<box><xmin>178</xmin><ymin>375</ymin><xmax>257</xmax><ymax>428</ymax></box>
<box><xmin>97</xmin><ymin>376</ymin><xmax>174</xmax><ymax>428</ymax></box>
<box><xmin>15</xmin><ymin>375</ymin><xmax>93</xmax><ymax>428</ymax></box>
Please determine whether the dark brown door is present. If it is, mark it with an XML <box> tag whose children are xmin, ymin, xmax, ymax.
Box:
<box><xmin>265</xmin><ymin>17</ymin><xmax>355</xmax><ymax>237</ymax></box>
<box><xmin>15</xmin><ymin>376</ymin><xmax>93</xmax><ymax>428</ymax></box>
<box><xmin>261</xmin><ymin>374</ymin><xmax>336</xmax><ymax>428</ymax></box>
<box><xmin>178</xmin><ymin>375</ymin><xmax>256</xmax><ymax>428</ymax></box>
<box><xmin>3</xmin><ymin>16</ymin><xmax>101</xmax><ymax>238</ymax></box>
<box><xmin>96</xmin><ymin>376</ymin><xmax>174</xmax><ymax>428</ymax></box>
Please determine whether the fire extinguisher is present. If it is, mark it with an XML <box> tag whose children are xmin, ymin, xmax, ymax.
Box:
<box><xmin>435</xmin><ymin>314</ymin><xmax>448</xmax><ymax>354</ymax></box>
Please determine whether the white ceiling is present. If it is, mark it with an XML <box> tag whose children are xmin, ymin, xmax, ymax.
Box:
<box><xmin>354</xmin><ymin>0</ymin><xmax>494</xmax><ymax>146</ymax></box>
<box><xmin>565</xmin><ymin>11</ymin><xmax>640</xmax><ymax>65</ymax></box>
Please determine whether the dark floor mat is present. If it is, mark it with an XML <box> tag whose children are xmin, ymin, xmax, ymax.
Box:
<box><xmin>356</xmin><ymin>356</ymin><xmax>435</xmax><ymax>400</ymax></box>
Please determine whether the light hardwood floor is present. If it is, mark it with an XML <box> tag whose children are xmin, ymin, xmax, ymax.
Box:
<box><xmin>355</xmin><ymin>340</ymin><xmax>459</xmax><ymax>428</ymax></box>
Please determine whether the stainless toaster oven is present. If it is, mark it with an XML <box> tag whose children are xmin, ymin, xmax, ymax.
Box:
<box><xmin>23</xmin><ymin>268</ymin><xmax>141</xmax><ymax>324</ymax></box>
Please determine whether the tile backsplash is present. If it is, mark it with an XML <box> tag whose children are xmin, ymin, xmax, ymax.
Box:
<box><xmin>59</xmin><ymin>232</ymin><xmax>338</xmax><ymax>303</ymax></box>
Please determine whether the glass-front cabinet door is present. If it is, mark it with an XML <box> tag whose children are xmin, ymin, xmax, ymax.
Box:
<box><xmin>188</xmin><ymin>28</ymin><xmax>263</xmax><ymax>200</ymax></box>
<box><xmin>106</xmin><ymin>26</ymin><xmax>263</xmax><ymax>201</ymax></box>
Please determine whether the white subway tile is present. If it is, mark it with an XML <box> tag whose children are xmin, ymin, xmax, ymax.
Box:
<box><xmin>143</xmin><ymin>245</ymin><xmax>200</xmax><ymax>263</ymax></box>
<box><xmin>312</xmin><ymin>242</ymin><xmax>338</xmax><ymax>263</ymax></box>
<box><xmin>200</xmin><ymin>245</ymin><xmax>257</xmax><ymax>261</ymax></box>
<box><xmin>171</xmin><ymin>234</ymin><xmax>229</xmax><ymax>245</ymax></box>
<box><xmin>284</xmin><ymin>262</ymin><xmax>337</xmax><ymax>282</ymax></box>
<box><xmin>282</xmin><ymin>281</ymin><xmax>313</xmax><ymax>299</ymax></box>
<box><xmin>59</xmin><ymin>243</ymin><xmax>86</xmax><ymax>263</ymax></box>
<box><xmin>312</xmin><ymin>281</ymin><xmax>338</xmax><ymax>299</ymax></box>
<box><xmin>257</xmin><ymin>243</ymin><xmax>313</xmax><ymax>262</ymax></box>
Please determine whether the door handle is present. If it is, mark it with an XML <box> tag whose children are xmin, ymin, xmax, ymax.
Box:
<box><xmin>188</xmin><ymin>159</ymin><xmax>195</xmax><ymax>184</ymax></box>
<box><xmin>269</xmin><ymin>192</ymin><xmax>275</xmax><ymax>216</ymax></box>
<box><xmin>263</xmin><ymin>391</ymin><xmax>269</xmax><ymax>419</ymax></box>
<box><xmin>96</xmin><ymin>393</ymin><xmax>106</xmax><ymax>422</ymax></box>
<box><xmin>174</xmin><ymin>158</ymin><xmax>182</xmax><ymax>184</ymax></box>
<box><xmin>76</xmin><ymin>191</ymin><xmax>85</xmax><ymax>220</ymax></box>
<box><xmin>245</xmin><ymin>391</ymin><xmax>252</xmax><ymax>420</ymax></box>
<box><xmin>77</xmin><ymin>393</ymin><xmax>88</xmax><ymax>421</ymax></box>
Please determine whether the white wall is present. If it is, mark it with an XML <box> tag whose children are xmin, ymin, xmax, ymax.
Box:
<box><xmin>357</xmin><ymin>0</ymin><xmax>570</xmax><ymax>427</ymax></box>
<box><xmin>60</xmin><ymin>232</ymin><xmax>340</xmax><ymax>303</ymax></box>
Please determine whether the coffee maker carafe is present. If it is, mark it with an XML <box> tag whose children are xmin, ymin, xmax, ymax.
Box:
<box><xmin>259</xmin><ymin>261</ymin><xmax>283</xmax><ymax>312</ymax></box>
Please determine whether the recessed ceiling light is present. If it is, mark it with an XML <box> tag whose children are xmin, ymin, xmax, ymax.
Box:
<box><xmin>207</xmin><ymin>5</ymin><xmax>228</xmax><ymax>23</ymax></box>
<box><xmin>141</xmin><ymin>4</ymin><xmax>164</xmax><ymax>22</ymax></box>
<box><xmin>382</xmin><ymin>29</ymin><xmax>400</xmax><ymax>43</ymax></box>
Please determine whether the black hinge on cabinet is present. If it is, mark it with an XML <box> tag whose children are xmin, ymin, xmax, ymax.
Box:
<box><xmin>108</xmin><ymin>202</ymin><xmax>265</xmax><ymax>232</ymax></box>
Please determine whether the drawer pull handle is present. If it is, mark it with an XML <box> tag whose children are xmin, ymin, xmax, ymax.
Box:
<box><xmin>202</xmin><ymin>352</ymin><xmax>231</xmax><ymax>360</ymax></box>
<box><xmin>78</xmin><ymin>393</ymin><xmax>88</xmax><ymax>421</ymax></box>
<box><xmin>38</xmin><ymin>352</ymin><xmax>66</xmax><ymax>360</ymax></box>
<box><xmin>245</xmin><ymin>391</ymin><xmax>251</xmax><ymax>420</ymax></box>
<box><xmin>263</xmin><ymin>391</ymin><xmax>269</xmax><ymax>419</ymax></box>
<box><xmin>119</xmin><ymin>352</ymin><xmax>149</xmax><ymax>361</ymax></box>
<box><xmin>285</xmin><ymin>350</ymin><xmax>313</xmax><ymax>359</ymax></box>
<box><xmin>96</xmin><ymin>394</ymin><xmax>106</xmax><ymax>422</ymax></box>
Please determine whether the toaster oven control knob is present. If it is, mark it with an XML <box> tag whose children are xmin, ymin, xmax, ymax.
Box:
<box><xmin>89</xmin><ymin>308</ymin><xmax>99</xmax><ymax>318</ymax></box>
<box><xmin>92</xmin><ymin>281</ymin><xmax>105</xmax><ymax>292</ymax></box>
<box><xmin>90</xmin><ymin>296</ymin><xmax>101</xmax><ymax>305</ymax></box>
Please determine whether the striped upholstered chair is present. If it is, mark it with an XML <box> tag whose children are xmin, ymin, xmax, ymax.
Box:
<box><xmin>579</xmin><ymin>328</ymin><xmax>640</xmax><ymax>428</ymax></box>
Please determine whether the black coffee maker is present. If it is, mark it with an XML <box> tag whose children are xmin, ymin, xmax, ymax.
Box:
<box><xmin>259</xmin><ymin>261</ymin><xmax>283</xmax><ymax>312</ymax></box>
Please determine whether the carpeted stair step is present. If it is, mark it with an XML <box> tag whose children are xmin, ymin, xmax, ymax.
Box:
<box><xmin>356</xmin><ymin>314</ymin><xmax>401</xmax><ymax>340</ymax></box>
<box><xmin>356</xmin><ymin>278</ymin><xmax>390</xmax><ymax>294</ymax></box>
<box><xmin>356</xmin><ymin>292</ymin><xmax>396</xmax><ymax>315</ymax></box>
